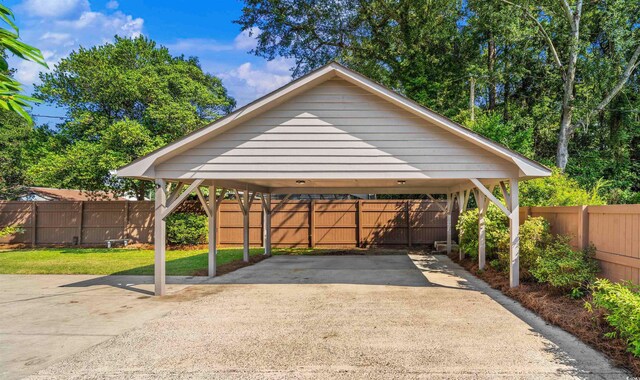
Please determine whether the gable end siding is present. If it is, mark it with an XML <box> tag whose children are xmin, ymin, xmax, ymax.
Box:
<box><xmin>155</xmin><ymin>78</ymin><xmax>519</xmax><ymax>179</ymax></box>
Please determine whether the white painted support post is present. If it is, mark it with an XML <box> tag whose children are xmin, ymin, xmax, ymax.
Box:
<box><xmin>446</xmin><ymin>193</ymin><xmax>453</xmax><ymax>255</ymax></box>
<box><xmin>262</xmin><ymin>193</ymin><xmax>272</xmax><ymax>255</ymax></box>
<box><xmin>208</xmin><ymin>184</ymin><xmax>217</xmax><ymax>277</ymax></box>
<box><xmin>154</xmin><ymin>179</ymin><xmax>167</xmax><ymax>296</ymax></box>
<box><xmin>243</xmin><ymin>191</ymin><xmax>250</xmax><ymax>262</ymax></box>
<box><xmin>458</xmin><ymin>190</ymin><xmax>468</xmax><ymax>261</ymax></box>
<box><xmin>477</xmin><ymin>191</ymin><xmax>487</xmax><ymax>270</ymax></box>
<box><xmin>509</xmin><ymin>178</ymin><xmax>520</xmax><ymax>287</ymax></box>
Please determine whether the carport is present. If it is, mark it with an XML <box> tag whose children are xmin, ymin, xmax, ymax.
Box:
<box><xmin>117</xmin><ymin>62</ymin><xmax>551</xmax><ymax>295</ymax></box>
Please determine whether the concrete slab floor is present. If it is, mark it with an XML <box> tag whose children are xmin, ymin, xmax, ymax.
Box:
<box><xmin>18</xmin><ymin>254</ymin><xmax>631</xmax><ymax>379</ymax></box>
<box><xmin>0</xmin><ymin>274</ymin><xmax>205</xmax><ymax>379</ymax></box>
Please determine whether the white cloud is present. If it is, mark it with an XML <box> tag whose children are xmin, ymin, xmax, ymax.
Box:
<box><xmin>106</xmin><ymin>0</ymin><xmax>118</xmax><ymax>9</ymax></box>
<box><xmin>219</xmin><ymin>59</ymin><xmax>293</xmax><ymax>106</ymax></box>
<box><xmin>266</xmin><ymin>57</ymin><xmax>294</xmax><ymax>75</ymax></box>
<box><xmin>20</xmin><ymin>0</ymin><xmax>89</xmax><ymax>19</ymax></box>
<box><xmin>40</xmin><ymin>32</ymin><xmax>75</xmax><ymax>47</ymax></box>
<box><xmin>165</xmin><ymin>38</ymin><xmax>233</xmax><ymax>54</ymax></box>
<box><xmin>10</xmin><ymin>3</ymin><xmax>144</xmax><ymax>84</ymax></box>
<box><xmin>233</xmin><ymin>27</ymin><xmax>260</xmax><ymax>51</ymax></box>
<box><xmin>166</xmin><ymin>28</ymin><xmax>262</xmax><ymax>56</ymax></box>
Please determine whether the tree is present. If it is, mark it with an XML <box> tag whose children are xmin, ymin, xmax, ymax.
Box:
<box><xmin>237</xmin><ymin>0</ymin><xmax>473</xmax><ymax>116</ymax></box>
<box><xmin>0</xmin><ymin>109</ymin><xmax>30</xmax><ymax>199</ymax></box>
<box><xmin>29</xmin><ymin>36</ymin><xmax>235</xmax><ymax>199</ymax></box>
<box><xmin>0</xmin><ymin>4</ymin><xmax>47</xmax><ymax>124</ymax></box>
<box><xmin>499</xmin><ymin>0</ymin><xmax>640</xmax><ymax>170</ymax></box>
<box><xmin>237</xmin><ymin>0</ymin><xmax>640</xmax><ymax>203</ymax></box>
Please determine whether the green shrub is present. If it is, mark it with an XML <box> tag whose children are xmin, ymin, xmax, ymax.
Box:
<box><xmin>458</xmin><ymin>210</ymin><xmax>551</xmax><ymax>278</ymax></box>
<box><xmin>530</xmin><ymin>237</ymin><xmax>599</xmax><ymax>296</ymax></box>
<box><xmin>589</xmin><ymin>279</ymin><xmax>640</xmax><ymax>357</ymax></box>
<box><xmin>0</xmin><ymin>225</ymin><xmax>24</xmax><ymax>238</ymax></box>
<box><xmin>520</xmin><ymin>168</ymin><xmax>606</xmax><ymax>206</ymax></box>
<box><xmin>166</xmin><ymin>213</ymin><xmax>207</xmax><ymax>245</ymax></box>
<box><xmin>456</xmin><ymin>205</ymin><xmax>508</xmax><ymax>259</ymax></box>
<box><xmin>496</xmin><ymin>216</ymin><xmax>551</xmax><ymax>278</ymax></box>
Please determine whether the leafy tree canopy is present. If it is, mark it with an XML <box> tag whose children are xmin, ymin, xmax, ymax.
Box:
<box><xmin>237</xmin><ymin>0</ymin><xmax>640</xmax><ymax>203</ymax></box>
<box><xmin>28</xmin><ymin>36</ymin><xmax>235</xmax><ymax>199</ymax></box>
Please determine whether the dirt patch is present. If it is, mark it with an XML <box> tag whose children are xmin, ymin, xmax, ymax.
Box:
<box><xmin>450</xmin><ymin>253</ymin><xmax>640</xmax><ymax>376</ymax></box>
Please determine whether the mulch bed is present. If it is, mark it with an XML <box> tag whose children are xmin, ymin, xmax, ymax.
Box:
<box><xmin>449</xmin><ymin>253</ymin><xmax>640</xmax><ymax>376</ymax></box>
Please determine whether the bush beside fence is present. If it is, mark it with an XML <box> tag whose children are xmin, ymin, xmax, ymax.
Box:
<box><xmin>520</xmin><ymin>205</ymin><xmax>640</xmax><ymax>285</ymax></box>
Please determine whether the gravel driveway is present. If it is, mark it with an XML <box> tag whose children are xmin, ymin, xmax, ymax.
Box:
<box><xmin>27</xmin><ymin>254</ymin><xmax>629</xmax><ymax>379</ymax></box>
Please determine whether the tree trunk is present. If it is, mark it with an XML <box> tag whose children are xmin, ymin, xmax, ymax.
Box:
<box><xmin>488</xmin><ymin>33</ymin><xmax>497</xmax><ymax>110</ymax></box>
<box><xmin>136</xmin><ymin>183</ymin><xmax>146</xmax><ymax>201</ymax></box>
<box><xmin>556</xmin><ymin>4</ymin><xmax>581</xmax><ymax>171</ymax></box>
<box><xmin>556</xmin><ymin>110</ymin><xmax>572</xmax><ymax>170</ymax></box>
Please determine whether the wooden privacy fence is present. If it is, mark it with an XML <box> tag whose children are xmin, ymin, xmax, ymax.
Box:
<box><xmin>0</xmin><ymin>200</ymin><xmax>457</xmax><ymax>248</ymax></box>
<box><xmin>520</xmin><ymin>205</ymin><xmax>640</xmax><ymax>285</ymax></box>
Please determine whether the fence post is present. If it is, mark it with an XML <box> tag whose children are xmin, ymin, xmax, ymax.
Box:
<box><xmin>123</xmin><ymin>201</ymin><xmax>129</xmax><ymax>242</ymax></box>
<box><xmin>578</xmin><ymin>205</ymin><xmax>589</xmax><ymax>250</ymax></box>
<box><xmin>31</xmin><ymin>201</ymin><xmax>37</xmax><ymax>247</ymax></box>
<box><xmin>406</xmin><ymin>200</ymin><xmax>412</xmax><ymax>247</ymax></box>
<box><xmin>309</xmin><ymin>200</ymin><xmax>315</xmax><ymax>248</ymax></box>
<box><xmin>357</xmin><ymin>199</ymin><xmax>363</xmax><ymax>247</ymax></box>
<box><xmin>77</xmin><ymin>201</ymin><xmax>84</xmax><ymax>245</ymax></box>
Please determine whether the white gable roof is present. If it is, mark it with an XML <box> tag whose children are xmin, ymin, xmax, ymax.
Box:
<box><xmin>118</xmin><ymin>62</ymin><xmax>550</xmax><ymax>193</ymax></box>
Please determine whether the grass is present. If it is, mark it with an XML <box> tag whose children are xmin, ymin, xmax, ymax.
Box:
<box><xmin>0</xmin><ymin>247</ymin><xmax>272</xmax><ymax>276</ymax></box>
<box><xmin>0</xmin><ymin>246</ymin><xmax>410</xmax><ymax>276</ymax></box>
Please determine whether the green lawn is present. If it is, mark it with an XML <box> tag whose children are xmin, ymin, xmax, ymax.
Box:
<box><xmin>0</xmin><ymin>247</ymin><xmax>275</xmax><ymax>276</ymax></box>
<box><xmin>0</xmin><ymin>246</ymin><xmax>408</xmax><ymax>276</ymax></box>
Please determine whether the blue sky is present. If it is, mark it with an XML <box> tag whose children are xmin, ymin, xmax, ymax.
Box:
<box><xmin>6</xmin><ymin>0</ymin><xmax>294</xmax><ymax>123</ymax></box>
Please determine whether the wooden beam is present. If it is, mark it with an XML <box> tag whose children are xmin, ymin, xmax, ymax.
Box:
<box><xmin>215</xmin><ymin>188</ymin><xmax>227</xmax><ymax>207</ymax></box>
<box><xmin>166</xmin><ymin>181</ymin><xmax>184</xmax><ymax>205</ymax></box>
<box><xmin>242</xmin><ymin>190</ymin><xmax>251</xmax><ymax>262</ymax></box>
<box><xmin>446</xmin><ymin>193</ymin><xmax>453</xmax><ymax>255</ymax></box>
<box><xmin>509</xmin><ymin>178</ymin><xmax>520</xmax><ymax>287</ymax></box>
<box><xmin>234</xmin><ymin>189</ymin><xmax>246</xmax><ymax>215</ymax></box>
<box><xmin>212</xmin><ymin>180</ymin><xmax>268</xmax><ymax>194</ymax></box>
<box><xmin>161</xmin><ymin>179</ymin><xmax>204</xmax><ymax>220</ymax></box>
<box><xmin>195</xmin><ymin>187</ymin><xmax>211</xmax><ymax>218</ymax></box>
<box><xmin>357</xmin><ymin>199</ymin><xmax>363</xmax><ymax>247</ymax></box>
<box><xmin>271</xmin><ymin>186</ymin><xmax>452</xmax><ymax>195</ymax></box>
<box><xmin>154</xmin><ymin>179</ymin><xmax>167</xmax><ymax>296</ymax></box>
<box><xmin>262</xmin><ymin>193</ymin><xmax>272</xmax><ymax>255</ymax></box>
<box><xmin>309</xmin><ymin>200</ymin><xmax>316</xmax><ymax>248</ymax></box>
<box><xmin>470</xmin><ymin>178</ymin><xmax>510</xmax><ymax>216</ymax></box>
<box><xmin>478</xmin><ymin>192</ymin><xmax>487</xmax><ymax>269</ymax></box>
<box><xmin>208</xmin><ymin>184</ymin><xmax>217</xmax><ymax>277</ymax></box>
<box><xmin>500</xmin><ymin>181</ymin><xmax>511</xmax><ymax>210</ymax></box>
<box><xmin>406</xmin><ymin>200</ymin><xmax>412</xmax><ymax>247</ymax></box>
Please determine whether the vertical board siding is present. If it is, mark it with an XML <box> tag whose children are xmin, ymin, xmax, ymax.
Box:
<box><xmin>528</xmin><ymin>206</ymin><xmax>584</xmax><ymax>249</ymax></box>
<box><xmin>270</xmin><ymin>202</ymin><xmax>310</xmax><ymax>247</ymax></box>
<box><xmin>0</xmin><ymin>202</ymin><xmax>33</xmax><ymax>244</ymax></box>
<box><xmin>521</xmin><ymin>205</ymin><xmax>640</xmax><ymax>285</ymax></box>
<box><xmin>82</xmin><ymin>202</ymin><xmax>126</xmax><ymax>244</ymax></box>
<box><xmin>36</xmin><ymin>202</ymin><xmax>80</xmax><ymax>244</ymax></box>
<box><xmin>218</xmin><ymin>202</ymin><xmax>263</xmax><ymax>247</ymax></box>
<box><xmin>314</xmin><ymin>201</ymin><xmax>357</xmax><ymax>247</ymax></box>
<box><xmin>587</xmin><ymin>205</ymin><xmax>640</xmax><ymax>285</ymax></box>
<box><xmin>0</xmin><ymin>199</ymin><xmax>453</xmax><ymax>248</ymax></box>
<box><xmin>3</xmin><ymin>200</ymin><xmax>637</xmax><ymax>284</ymax></box>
